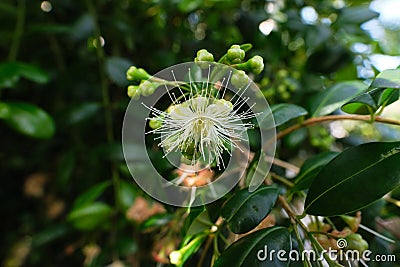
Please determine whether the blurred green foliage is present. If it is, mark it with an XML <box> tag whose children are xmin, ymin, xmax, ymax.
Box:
<box><xmin>1</xmin><ymin>0</ymin><xmax>399</xmax><ymax>266</ymax></box>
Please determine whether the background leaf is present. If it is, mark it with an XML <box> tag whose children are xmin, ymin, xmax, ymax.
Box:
<box><xmin>0</xmin><ymin>62</ymin><xmax>49</xmax><ymax>88</ymax></box>
<box><xmin>309</xmin><ymin>81</ymin><xmax>367</xmax><ymax>116</ymax></box>
<box><xmin>68</xmin><ymin>202</ymin><xmax>113</xmax><ymax>231</ymax></box>
<box><xmin>0</xmin><ymin>102</ymin><xmax>55</xmax><ymax>138</ymax></box>
<box><xmin>267</xmin><ymin>103</ymin><xmax>308</xmax><ymax>128</ymax></box>
<box><xmin>371</xmin><ymin>69</ymin><xmax>400</xmax><ymax>88</ymax></box>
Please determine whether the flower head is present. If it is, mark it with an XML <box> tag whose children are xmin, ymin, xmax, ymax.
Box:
<box><xmin>147</xmin><ymin>93</ymin><xmax>256</xmax><ymax>169</ymax></box>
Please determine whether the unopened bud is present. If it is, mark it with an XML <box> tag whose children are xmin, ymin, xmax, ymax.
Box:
<box><xmin>248</xmin><ymin>55</ymin><xmax>264</xmax><ymax>74</ymax></box>
<box><xmin>227</xmin><ymin>45</ymin><xmax>245</xmax><ymax>63</ymax></box>
<box><xmin>127</xmin><ymin>85</ymin><xmax>140</xmax><ymax>100</ymax></box>
<box><xmin>194</xmin><ymin>49</ymin><xmax>214</xmax><ymax>62</ymax></box>
<box><xmin>126</xmin><ymin>66</ymin><xmax>151</xmax><ymax>81</ymax></box>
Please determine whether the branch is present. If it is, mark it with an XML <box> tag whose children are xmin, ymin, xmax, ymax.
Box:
<box><xmin>276</xmin><ymin>114</ymin><xmax>400</xmax><ymax>141</ymax></box>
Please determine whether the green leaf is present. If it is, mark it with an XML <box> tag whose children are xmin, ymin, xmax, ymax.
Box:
<box><xmin>68</xmin><ymin>202</ymin><xmax>113</xmax><ymax>231</ymax></box>
<box><xmin>117</xmin><ymin>180</ymin><xmax>137</xmax><ymax>211</ymax></box>
<box><xmin>336</xmin><ymin>6</ymin><xmax>378</xmax><ymax>25</ymax></box>
<box><xmin>0</xmin><ymin>102</ymin><xmax>55</xmax><ymax>138</ymax></box>
<box><xmin>341</xmin><ymin>69</ymin><xmax>400</xmax><ymax>115</ymax></box>
<box><xmin>178</xmin><ymin>0</ymin><xmax>202</xmax><ymax>12</ymax></box>
<box><xmin>309</xmin><ymin>81</ymin><xmax>368</xmax><ymax>117</ymax></box>
<box><xmin>184</xmin><ymin>209</ymin><xmax>212</xmax><ymax>237</ymax></box>
<box><xmin>31</xmin><ymin>224</ymin><xmax>69</xmax><ymax>247</ymax></box>
<box><xmin>61</xmin><ymin>102</ymin><xmax>101</xmax><ymax>126</ymax></box>
<box><xmin>105</xmin><ymin>57</ymin><xmax>133</xmax><ymax>86</ymax></box>
<box><xmin>341</xmin><ymin>87</ymin><xmax>399</xmax><ymax>115</ymax></box>
<box><xmin>221</xmin><ymin>186</ymin><xmax>279</xmax><ymax>234</ymax></box>
<box><xmin>214</xmin><ymin>227</ymin><xmax>291</xmax><ymax>267</ymax></box>
<box><xmin>0</xmin><ymin>62</ymin><xmax>49</xmax><ymax>88</ymax></box>
<box><xmin>371</xmin><ymin>69</ymin><xmax>400</xmax><ymax>89</ymax></box>
<box><xmin>73</xmin><ymin>181</ymin><xmax>111</xmax><ymax>209</ymax></box>
<box><xmin>292</xmin><ymin>151</ymin><xmax>339</xmax><ymax>192</ymax></box>
<box><xmin>305</xmin><ymin>142</ymin><xmax>400</xmax><ymax>216</ymax></box>
<box><xmin>341</xmin><ymin>91</ymin><xmax>376</xmax><ymax>115</ymax></box>
<box><xmin>17</xmin><ymin>62</ymin><xmax>49</xmax><ymax>84</ymax></box>
<box><xmin>270</xmin><ymin>104</ymin><xmax>308</xmax><ymax>128</ymax></box>
<box><xmin>140</xmin><ymin>213</ymin><xmax>173</xmax><ymax>231</ymax></box>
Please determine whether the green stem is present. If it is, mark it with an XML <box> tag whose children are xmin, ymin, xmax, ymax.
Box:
<box><xmin>325</xmin><ymin>217</ymin><xmax>337</xmax><ymax>231</ymax></box>
<box><xmin>292</xmin><ymin>224</ymin><xmax>313</xmax><ymax>267</ymax></box>
<box><xmin>85</xmin><ymin>0</ymin><xmax>120</xmax><ymax>206</ymax></box>
<box><xmin>85</xmin><ymin>0</ymin><xmax>121</xmax><ymax>260</ymax></box>
<box><xmin>278</xmin><ymin>196</ymin><xmax>344</xmax><ymax>267</ymax></box>
<box><xmin>270</xmin><ymin>172</ymin><xmax>294</xmax><ymax>188</ymax></box>
<box><xmin>9</xmin><ymin>0</ymin><xmax>26</xmax><ymax>61</ymax></box>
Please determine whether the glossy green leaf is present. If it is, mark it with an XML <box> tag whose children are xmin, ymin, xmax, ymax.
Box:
<box><xmin>269</xmin><ymin>104</ymin><xmax>308</xmax><ymax>128</ymax></box>
<box><xmin>0</xmin><ymin>102</ymin><xmax>55</xmax><ymax>138</ymax></box>
<box><xmin>371</xmin><ymin>69</ymin><xmax>400</xmax><ymax>89</ymax></box>
<box><xmin>68</xmin><ymin>202</ymin><xmax>113</xmax><ymax>231</ymax></box>
<box><xmin>342</xmin><ymin>69</ymin><xmax>400</xmax><ymax>115</ymax></box>
<box><xmin>292</xmin><ymin>151</ymin><xmax>339</xmax><ymax>192</ymax></box>
<box><xmin>341</xmin><ymin>91</ymin><xmax>376</xmax><ymax>115</ymax></box>
<box><xmin>305</xmin><ymin>142</ymin><xmax>400</xmax><ymax>216</ymax></box>
<box><xmin>214</xmin><ymin>227</ymin><xmax>291</xmax><ymax>267</ymax></box>
<box><xmin>341</xmin><ymin>87</ymin><xmax>399</xmax><ymax>115</ymax></box>
<box><xmin>309</xmin><ymin>81</ymin><xmax>367</xmax><ymax>117</ymax></box>
<box><xmin>221</xmin><ymin>186</ymin><xmax>279</xmax><ymax>234</ymax></box>
<box><xmin>73</xmin><ymin>181</ymin><xmax>111</xmax><ymax>209</ymax></box>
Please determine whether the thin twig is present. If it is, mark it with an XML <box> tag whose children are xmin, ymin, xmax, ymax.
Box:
<box><xmin>265</xmin><ymin>155</ymin><xmax>300</xmax><ymax>174</ymax></box>
<box><xmin>276</xmin><ymin>115</ymin><xmax>400</xmax><ymax>141</ymax></box>
<box><xmin>9</xmin><ymin>0</ymin><xmax>25</xmax><ymax>61</ymax></box>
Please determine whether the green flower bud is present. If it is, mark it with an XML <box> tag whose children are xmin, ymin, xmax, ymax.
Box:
<box><xmin>227</xmin><ymin>44</ymin><xmax>245</xmax><ymax>63</ymax></box>
<box><xmin>194</xmin><ymin>49</ymin><xmax>214</xmax><ymax>62</ymax></box>
<box><xmin>345</xmin><ymin>234</ymin><xmax>369</xmax><ymax>253</ymax></box>
<box><xmin>140</xmin><ymin>81</ymin><xmax>158</xmax><ymax>96</ymax></box>
<box><xmin>248</xmin><ymin>55</ymin><xmax>264</xmax><ymax>74</ymax></box>
<box><xmin>231</xmin><ymin>70</ymin><xmax>249</xmax><ymax>88</ymax></box>
<box><xmin>169</xmin><ymin>234</ymin><xmax>207</xmax><ymax>266</ymax></box>
<box><xmin>149</xmin><ymin>115</ymin><xmax>163</xmax><ymax>129</ymax></box>
<box><xmin>169</xmin><ymin>251</ymin><xmax>183</xmax><ymax>266</ymax></box>
<box><xmin>126</xmin><ymin>66</ymin><xmax>151</xmax><ymax>82</ymax></box>
<box><xmin>127</xmin><ymin>85</ymin><xmax>140</xmax><ymax>100</ymax></box>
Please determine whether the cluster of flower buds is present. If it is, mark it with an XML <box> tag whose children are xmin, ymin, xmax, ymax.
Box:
<box><xmin>126</xmin><ymin>44</ymin><xmax>266</xmax><ymax>99</ymax></box>
<box><xmin>126</xmin><ymin>66</ymin><xmax>159</xmax><ymax>99</ymax></box>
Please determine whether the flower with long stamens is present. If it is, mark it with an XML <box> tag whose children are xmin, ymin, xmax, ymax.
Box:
<box><xmin>147</xmin><ymin>93</ymin><xmax>256</xmax><ymax>168</ymax></box>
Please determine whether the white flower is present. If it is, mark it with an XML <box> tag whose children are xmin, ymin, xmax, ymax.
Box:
<box><xmin>147</xmin><ymin>95</ymin><xmax>256</xmax><ymax>168</ymax></box>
